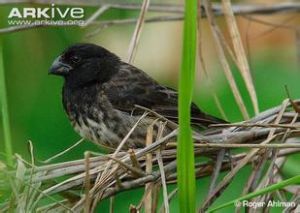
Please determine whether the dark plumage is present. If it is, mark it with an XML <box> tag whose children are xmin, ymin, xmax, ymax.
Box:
<box><xmin>49</xmin><ymin>43</ymin><xmax>226</xmax><ymax>149</ymax></box>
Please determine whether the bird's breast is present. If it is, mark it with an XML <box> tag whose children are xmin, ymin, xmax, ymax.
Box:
<box><xmin>71</xmin><ymin>113</ymin><xmax>123</xmax><ymax>148</ymax></box>
<box><xmin>61</xmin><ymin>84</ymin><xmax>171</xmax><ymax>149</ymax></box>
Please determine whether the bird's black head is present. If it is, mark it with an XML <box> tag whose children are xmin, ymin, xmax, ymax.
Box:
<box><xmin>49</xmin><ymin>43</ymin><xmax>121</xmax><ymax>88</ymax></box>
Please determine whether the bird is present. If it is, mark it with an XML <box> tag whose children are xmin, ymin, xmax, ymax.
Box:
<box><xmin>49</xmin><ymin>43</ymin><xmax>226</xmax><ymax>149</ymax></box>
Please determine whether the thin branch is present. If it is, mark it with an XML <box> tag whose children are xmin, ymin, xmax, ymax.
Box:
<box><xmin>127</xmin><ymin>0</ymin><xmax>150</xmax><ymax>63</ymax></box>
<box><xmin>81</xmin><ymin>5</ymin><xmax>110</xmax><ymax>27</ymax></box>
<box><xmin>193</xmin><ymin>143</ymin><xmax>300</xmax><ymax>149</ymax></box>
<box><xmin>197</xmin><ymin>4</ymin><xmax>228</xmax><ymax>121</ymax></box>
<box><xmin>208</xmin><ymin>149</ymin><xmax>226</xmax><ymax>196</ymax></box>
<box><xmin>144</xmin><ymin>123</ymin><xmax>154</xmax><ymax>213</ymax></box>
<box><xmin>212</xmin><ymin>123</ymin><xmax>300</xmax><ymax>129</ymax></box>
<box><xmin>222</xmin><ymin>0</ymin><xmax>259</xmax><ymax>115</ymax></box>
<box><xmin>84</xmin><ymin>152</ymin><xmax>91</xmax><ymax>213</ymax></box>
<box><xmin>156</xmin><ymin>150</ymin><xmax>169</xmax><ymax>213</ymax></box>
<box><xmin>203</xmin><ymin>0</ymin><xmax>249</xmax><ymax>119</ymax></box>
<box><xmin>42</xmin><ymin>138</ymin><xmax>84</xmax><ymax>163</ymax></box>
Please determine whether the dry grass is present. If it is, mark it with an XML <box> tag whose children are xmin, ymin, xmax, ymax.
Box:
<box><xmin>1</xmin><ymin>99</ymin><xmax>300</xmax><ymax>212</ymax></box>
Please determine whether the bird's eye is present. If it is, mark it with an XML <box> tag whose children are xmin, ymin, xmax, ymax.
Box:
<box><xmin>71</xmin><ymin>56</ymin><xmax>81</xmax><ymax>63</ymax></box>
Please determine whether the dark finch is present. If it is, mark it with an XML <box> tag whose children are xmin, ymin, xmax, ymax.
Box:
<box><xmin>49</xmin><ymin>43</ymin><xmax>225</xmax><ymax>149</ymax></box>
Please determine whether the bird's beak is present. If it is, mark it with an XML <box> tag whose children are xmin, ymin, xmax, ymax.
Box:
<box><xmin>49</xmin><ymin>56</ymin><xmax>72</xmax><ymax>75</ymax></box>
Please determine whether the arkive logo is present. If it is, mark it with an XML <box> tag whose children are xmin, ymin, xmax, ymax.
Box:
<box><xmin>8</xmin><ymin>4</ymin><xmax>84</xmax><ymax>19</ymax></box>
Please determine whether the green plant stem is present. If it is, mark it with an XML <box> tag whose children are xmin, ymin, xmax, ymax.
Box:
<box><xmin>177</xmin><ymin>0</ymin><xmax>197</xmax><ymax>212</ymax></box>
<box><xmin>208</xmin><ymin>175</ymin><xmax>300</xmax><ymax>212</ymax></box>
<box><xmin>0</xmin><ymin>40</ymin><xmax>13</xmax><ymax>166</ymax></box>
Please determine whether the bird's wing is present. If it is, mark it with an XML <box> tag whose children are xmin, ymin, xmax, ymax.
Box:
<box><xmin>103</xmin><ymin>63</ymin><xmax>225</xmax><ymax>127</ymax></box>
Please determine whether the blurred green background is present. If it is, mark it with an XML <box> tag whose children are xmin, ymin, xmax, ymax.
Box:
<box><xmin>0</xmin><ymin>1</ymin><xmax>300</xmax><ymax>212</ymax></box>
